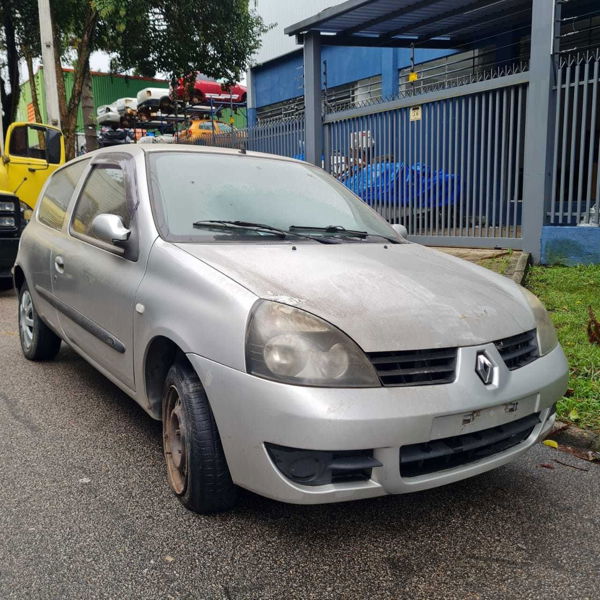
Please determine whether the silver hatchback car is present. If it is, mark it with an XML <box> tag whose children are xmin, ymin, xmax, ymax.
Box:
<box><xmin>14</xmin><ymin>145</ymin><xmax>568</xmax><ymax>513</ymax></box>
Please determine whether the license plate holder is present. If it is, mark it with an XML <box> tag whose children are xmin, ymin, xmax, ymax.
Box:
<box><xmin>430</xmin><ymin>396</ymin><xmax>538</xmax><ymax>440</ymax></box>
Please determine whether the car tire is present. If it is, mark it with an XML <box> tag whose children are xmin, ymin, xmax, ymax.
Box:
<box><xmin>162</xmin><ymin>360</ymin><xmax>239</xmax><ymax>513</ymax></box>
<box><xmin>18</xmin><ymin>282</ymin><xmax>61</xmax><ymax>361</ymax></box>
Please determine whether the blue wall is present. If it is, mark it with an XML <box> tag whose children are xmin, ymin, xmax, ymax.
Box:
<box><xmin>541</xmin><ymin>226</ymin><xmax>600</xmax><ymax>265</ymax></box>
<box><xmin>252</xmin><ymin>46</ymin><xmax>454</xmax><ymax>109</ymax></box>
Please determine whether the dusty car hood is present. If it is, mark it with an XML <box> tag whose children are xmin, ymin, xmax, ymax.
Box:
<box><xmin>175</xmin><ymin>242</ymin><xmax>535</xmax><ymax>352</ymax></box>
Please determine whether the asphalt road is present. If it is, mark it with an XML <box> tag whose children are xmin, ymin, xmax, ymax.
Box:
<box><xmin>1</xmin><ymin>288</ymin><xmax>599</xmax><ymax>600</ymax></box>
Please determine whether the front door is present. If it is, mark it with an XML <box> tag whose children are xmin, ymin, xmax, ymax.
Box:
<box><xmin>4</xmin><ymin>123</ymin><xmax>64</xmax><ymax>210</ymax></box>
<box><xmin>51</xmin><ymin>156</ymin><xmax>143</xmax><ymax>390</ymax></box>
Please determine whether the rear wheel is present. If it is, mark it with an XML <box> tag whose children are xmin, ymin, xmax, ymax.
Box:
<box><xmin>162</xmin><ymin>360</ymin><xmax>238</xmax><ymax>513</ymax></box>
<box><xmin>18</xmin><ymin>282</ymin><xmax>61</xmax><ymax>360</ymax></box>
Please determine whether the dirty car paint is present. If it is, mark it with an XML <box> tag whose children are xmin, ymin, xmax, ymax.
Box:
<box><xmin>175</xmin><ymin>242</ymin><xmax>535</xmax><ymax>352</ymax></box>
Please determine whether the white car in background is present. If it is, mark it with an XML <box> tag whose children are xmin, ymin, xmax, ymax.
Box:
<box><xmin>136</xmin><ymin>88</ymin><xmax>171</xmax><ymax>117</ymax></box>
<box><xmin>97</xmin><ymin>98</ymin><xmax>137</xmax><ymax>125</ymax></box>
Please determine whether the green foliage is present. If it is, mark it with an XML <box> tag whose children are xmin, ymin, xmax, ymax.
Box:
<box><xmin>476</xmin><ymin>255</ymin><xmax>512</xmax><ymax>275</ymax></box>
<box><xmin>102</xmin><ymin>0</ymin><xmax>267</xmax><ymax>82</ymax></box>
<box><xmin>526</xmin><ymin>265</ymin><xmax>600</xmax><ymax>431</ymax></box>
<box><xmin>12</xmin><ymin>0</ymin><xmax>40</xmax><ymax>55</ymax></box>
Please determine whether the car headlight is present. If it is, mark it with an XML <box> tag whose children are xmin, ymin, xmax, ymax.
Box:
<box><xmin>20</xmin><ymin>201</ymin><xmax>33</xmax><ymax>223</ymax></box>
<box><xmin>0</xmin><ymin>216</ymin><xmax>16</xmax><ymax>227</ymax></box>
<box><xmin>0</xmin><ymin>201</ymin><xmax>15</xmax><ymax>212</ymax></box>
<box><xmin>519</xmin><ymin>287</ymin><xmax>558</xmax><ymax>356</ymax></box>
<box><xmin>246</xmin><ymin>301</ymin><xmax>380</xmax><ymax>387</ymax></box>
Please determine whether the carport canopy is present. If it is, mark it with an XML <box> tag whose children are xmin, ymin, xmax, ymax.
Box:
<box><xmin>284</xmin><ymin>0</ymin><xmax>534</xmax><ymax>50</ymax></box>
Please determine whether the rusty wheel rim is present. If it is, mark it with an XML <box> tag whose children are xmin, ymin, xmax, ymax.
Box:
<box><xmin>164</xmin><ymin>386</ymin><xmax>187</xmax><ymax>495</ymax></box>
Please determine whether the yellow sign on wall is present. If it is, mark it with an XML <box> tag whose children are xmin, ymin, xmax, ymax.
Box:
<box><xmin>408</xmin><ymin>71</ymin><xmax>418</xmax><ymax>82</ymax></box>
<box><xmin>410</xmin><ymin>106</ymin><xmax>422</xmax><ymax>122</ymax></box>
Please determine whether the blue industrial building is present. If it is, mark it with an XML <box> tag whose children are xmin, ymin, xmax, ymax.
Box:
<box><xmin>249</xmin><ymin>45</ymin><xmax>453</xmax><ymax>124</ymax></box>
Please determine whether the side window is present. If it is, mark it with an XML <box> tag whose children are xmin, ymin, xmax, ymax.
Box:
<box><xmin>8</xmin><ymin>124</ymin><xmax>59</xmax><ymax>162</ymax></box>
<box><xmin>72</xmin><ymin>166</ymin><xmax>129</xmax><ymax>239</ymax></box>
<box><xmin>38</xmin><ymin>160</ymin><xmax>90</xmax><ymax>230</ymax></box>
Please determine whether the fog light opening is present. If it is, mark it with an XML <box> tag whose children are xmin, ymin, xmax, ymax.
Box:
<box><xmin>265</xmin><ymin>443</ymin><xmax>381</xmax><ymax>486</ymax></box>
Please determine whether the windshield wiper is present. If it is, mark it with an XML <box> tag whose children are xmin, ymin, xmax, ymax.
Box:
<box><xmin>289</xmin><ymin>225</ymin><xmax>400</xmax><ymax>243</ymax></box>
<box><xmin>192</xmin><ymin>220</ymin><xmax>336</xmax><ymax>243</ymax></box>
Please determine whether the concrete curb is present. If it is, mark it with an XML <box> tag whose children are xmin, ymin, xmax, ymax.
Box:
<box><xmin>508</xmin><ymin>251</ymin><xmax>530</xmax><ymax>285</ymax></box>
<box><xmin>546</xmin><ymin>421</ymin><xmax>600</xmax><ymax>452</ymax></box>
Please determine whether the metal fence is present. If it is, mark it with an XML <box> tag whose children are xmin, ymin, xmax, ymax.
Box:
<box><xmin>190</xmin><ymin>117</ymin><xmax>305</xmax><ymax>158</ymax></box>
<box><xmin>550</xmin><ymin>48</ymin><xmax>600</xmax><ymax>226</ymax></box>
<box><xmin>323</xmin><ymin>74</ymin><xmax>528</xmax><ymax>245</ymax></box>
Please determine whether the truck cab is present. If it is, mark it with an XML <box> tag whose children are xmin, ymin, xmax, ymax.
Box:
<box><xmin>0</xmin><ymin>122</ymin><xmax>65</xmax><ymax>289</ymax></box>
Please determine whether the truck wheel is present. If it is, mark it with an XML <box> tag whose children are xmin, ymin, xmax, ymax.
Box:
<box><xmin>18</xmin><ymin>282</ymin><xmax>61</xmax><ymax>360</ymax></box>
<box><xmin>162</xmin><ymin>360</ymin><xmax>238</xmax><ymax>513</ymax></box>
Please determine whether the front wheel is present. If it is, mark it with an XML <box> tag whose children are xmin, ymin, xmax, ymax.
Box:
<box><xmin>18</xmin><ymin>282</ymin><xmax>61</xmax><ymax>360</ymax></box>
<box><xmin>162</xmin><ymin>361</ymin><xmax>238</xmax><ymax>513</ymax></box>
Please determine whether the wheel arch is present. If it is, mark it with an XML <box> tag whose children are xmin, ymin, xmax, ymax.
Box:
<box><xmin>12</xmin><ymin>264</ymin><xmax>25</xmax><ymax>290</ymax></box>
<box><xmin>143</xmin><ymin>335</ymin><xmax>194</xmax><ymax>420</ymax></box>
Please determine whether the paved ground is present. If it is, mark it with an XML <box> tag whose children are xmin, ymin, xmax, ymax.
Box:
<box><xmin>1</xmin><ymin>288</ymin><xmax>599</xmax><ymax>600</ymax></box>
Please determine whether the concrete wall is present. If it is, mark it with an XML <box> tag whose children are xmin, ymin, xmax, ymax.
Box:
<box><xmin>541</xmin><ymin>226</ymin><xmax>600</xmax><ymax>265</ymax></box>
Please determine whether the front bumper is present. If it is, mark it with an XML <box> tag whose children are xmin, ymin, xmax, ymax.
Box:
<box><xmin>187</xmin><ymin>342</ymin><xmax>568</xmax><ymax>504</ymax></box>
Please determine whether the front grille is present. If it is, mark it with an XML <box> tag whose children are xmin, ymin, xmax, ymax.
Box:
<box><xmin>494</xmin><ymin>329</ymin><xmax>539</xmax><ymax>370</ymax></box>
<box><xmin>367</xmin><ymin>347</ymin><xmax>457</xmax><ymax>387</ymax></box>
<box><xmin>400</xmin><ymin>412</ymin><xmax>540</xmax><ymax>477</ymax></box>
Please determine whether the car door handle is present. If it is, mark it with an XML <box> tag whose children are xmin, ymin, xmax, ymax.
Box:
<box><xmin>54</xmin><ymin>256</ymin><xmax>65</xmax><ymax>273</ymax></box>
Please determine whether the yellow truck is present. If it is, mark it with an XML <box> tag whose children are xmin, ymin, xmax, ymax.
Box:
<box><xmin>0</xmin><ymin>122</ymin><xmax>65</xmax><ymax>290</ymax></box>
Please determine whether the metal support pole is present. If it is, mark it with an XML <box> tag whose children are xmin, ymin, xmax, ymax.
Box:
<box><xmin>521</xmin><ymin>0</ymin><xmax>560</xmax><ymax>262</ymax></box>
<box><xmin>38</xmin><ymin>0</ymin><xmax>61</xmax><ymax>127</ymax></box>
<box><xmin>382</xmin><ymin>48</ymin><xmax>399</xmax><ymax>99</ymax></box>
<box><xmin>246</xmin><ymin>68</ymin><xmax>257</xmax><ymax>127</ymax></box>
<box><xmin>303</xmin><ymin>32</ymin><xmax>323</xmax><ymax>166</ymax></box>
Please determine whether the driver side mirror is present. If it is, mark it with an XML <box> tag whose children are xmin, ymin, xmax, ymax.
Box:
<box><xmin>392</xmin><ymin>223</ymin><xmax>408</xmax><ymax>239</ymax></box>
<box><xmin>90</xmin><ymin>214</ymin><xmax>131</xmax><ymax>245</ymax></box>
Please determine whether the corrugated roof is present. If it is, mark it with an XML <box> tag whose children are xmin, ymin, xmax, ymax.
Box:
<box><xmin>284</xmin><ymin>0</ymin><xmax>533</xmax><ymax>48</ymax></box>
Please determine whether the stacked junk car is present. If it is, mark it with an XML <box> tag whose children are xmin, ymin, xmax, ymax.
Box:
<box><xmin>95</xmin><ymin>75</ymin><xmax>247</xmax><ymax>148</ymax></box>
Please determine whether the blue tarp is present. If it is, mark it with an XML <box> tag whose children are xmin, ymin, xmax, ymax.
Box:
<box><xmin>342</xmin><ymin>162</ymin><xmax>461</xmax><ymax>208</ymax></box>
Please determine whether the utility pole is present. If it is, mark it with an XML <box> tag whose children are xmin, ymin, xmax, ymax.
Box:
<box><xmin>37</xmin><ymin>0</ymin><xmax>61</xmax><ymax>128</ymax></box>
<box><xmin>81</xmin><ymin>69</ymin><xmax>97</xmax><ymax>152</ymax></box>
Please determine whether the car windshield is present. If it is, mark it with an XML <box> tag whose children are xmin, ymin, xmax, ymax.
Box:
<box><xmin>147</xmin><ymin>151</ymin><xmax>402</xmax><ymax>244</ymax></box>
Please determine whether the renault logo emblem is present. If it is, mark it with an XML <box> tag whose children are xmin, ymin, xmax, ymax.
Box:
<box><xmin>476</xmin><ymin>351</ymin><xmax>495</xmax><ymax>385</ymax></box>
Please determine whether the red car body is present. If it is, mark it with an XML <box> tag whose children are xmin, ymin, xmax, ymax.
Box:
<box><xmin>175</xmin><ymin>74</ymin><xmax>246</xmax><ymax>104</ymax></box>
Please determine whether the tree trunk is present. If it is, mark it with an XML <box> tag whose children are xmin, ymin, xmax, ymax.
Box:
<box><xmin>1</xmin><ymin>5</ymin><xmax>20</xmax><ymax>132</ymax></box>
<box><xmin>81</xmin><ymin>67</ymin><xmax>97</xmax><ymax>153</ymax></box>
<box><xmin>24</xmin><ymin>50</ymin><xmax>43</xmax><ymax>123</ymax></box>
<box><xmin>57</xmin><ymin>7</ymin><xmax>98</xmax><ymax>160</ymax></box>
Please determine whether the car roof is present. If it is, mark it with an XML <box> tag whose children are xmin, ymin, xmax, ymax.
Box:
<box><xmin>80</xmin><ymin>143</ymin><xmax>306</xmax><ymax>166</ymax></box>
